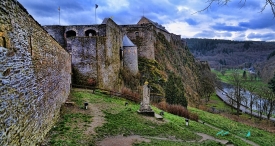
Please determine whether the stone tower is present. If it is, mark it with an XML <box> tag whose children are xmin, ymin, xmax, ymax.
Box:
<box><xmin>123</xmin><ymin>35</ymin><xmax>138</xmax><ymax>75</ymax></box>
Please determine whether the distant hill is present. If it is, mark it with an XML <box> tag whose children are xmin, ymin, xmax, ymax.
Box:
<box><xmin>184</xmin><ymin>38</ymin><xmax>275</xmax><ymax>82</ymax></box>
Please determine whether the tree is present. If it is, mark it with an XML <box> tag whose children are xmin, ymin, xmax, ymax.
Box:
<box><xmin>243</xmin><ymin>70</ymin><xmax>247</xmax><ymax>80</ymax></box>
<box><xmin>165</xmin><ymin>73</ymin><xmax>187</xmax><ymax>107</ymax></box>
<box><xmin>201</xmin><ymin>0</ymin><xmax>275</xmax><ymax>17</ymax></box>
<box><xmin>230</xmin><ymin>71</ymin><xmax>245</xmax><ymax>116</ymax></box>
<box><xmin>228</xmin><ymin>91</ymin><xmax>236</xmax><ymax>113</ymax></box>
<box><xmin>267</xmin><ymin>73</ymin><xmax>275</xmax><ymax>120</ymax></box>
<box><xmin>245</xmin><ymin>84</ymin><xmax>257</xmax><ymax>119</ymax></box>
<box><xmin>268</xmin><ymin>72</ymin><xmax>275</xmax><ymax>93</ymax></box>
<box><xmin>200</xmin><ymin>71</ymin><xmax>216</xmax><ymax>102</ymax></box>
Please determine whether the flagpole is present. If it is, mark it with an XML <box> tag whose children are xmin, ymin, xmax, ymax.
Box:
<box><xmin>95</xmin><ymin>4</ymin><xmax>98</xmax><ymax>24</ymax></box>
<box><xmin>58</xmin><ymin>6</ymin><xmax>60</xmax><ymax>25</ymax></box>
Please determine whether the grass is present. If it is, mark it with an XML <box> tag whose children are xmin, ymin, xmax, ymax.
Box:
<box><xmin>205</xmin><ymin>94</ymin><xmax>234</xmax><ymax>113</ymax></box>
<box><xmin>43</xmin><ymin>89</ymin><xmax>275</xmax><ymax>146</ymax></box>
<box><xmin>47</xmin><ymin>112</ymin><xmax>93</xmax><ymax>145</ymax></box>
<box><xmin>189</xmin><ymin>107</ymin><xmax>275</xmax><ymax>146</ymax></box>
<box><xmin>212</xmin><ymin>69</ymin><xmax>268</xmax><ymax>93</ymax></box>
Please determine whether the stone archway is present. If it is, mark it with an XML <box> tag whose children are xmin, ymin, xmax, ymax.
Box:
<box><xmin>85</xmin><ymin>29</ymin><xmax>97</xmax><ymax>36</ymax></box>
<box><xmin>66</xmin><ymin>30</ymin><xmax>76</xmax><ymax>38</ymax></box>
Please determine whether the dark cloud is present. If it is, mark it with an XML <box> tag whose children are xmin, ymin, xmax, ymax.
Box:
<box><xmin>239</xmin><ymin>12</ymin><xmax>275</xmax><ymax>30</ymax></box>
<box><xmin>247</xmin><ymin>33</ymin><xmax>275</xmax><ymax>40</ymax></box>
<box><xmin>212</xmin><ymin>23</ymin><xmax>247</xmax><ymax>31</ymax></box>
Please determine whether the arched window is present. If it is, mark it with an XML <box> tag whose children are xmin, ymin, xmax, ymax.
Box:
<box><xmin>85</xmin><ymin>29</ymin><xmax>97</xmax><ymax>36</ymax></box>
<box><xmin>66</xmin><ymin>30</ymin><xmax>76</xmax><ymax>38</ymax></box>
<box><xmin>135</xmin><ymin>32</ymin><xmax>139</xmax><ymax>37</ymax></box>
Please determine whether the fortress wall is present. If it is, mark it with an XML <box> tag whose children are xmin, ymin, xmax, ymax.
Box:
<box><xmin>44</xmin><ymin>25</ymin><xmax>66</xmax><ymax>48</ymax></box>
<box><xmin>0</xmin><ymin>0</ymin><xmax>71</xmax><ymax>145</ymax></box>
<box><xmin>64</xmin><ymin>25</ymin><xmax>99</xmax><ymax>37</ymax></box>
<box><xmin>122</xmin><ymin>25</ymin><xmax>155</xmax><ymax>60</ymax></box>
<box><xmin>171</xmin><ymin>33</ymin><xmax>183</xmax><ymax>47</ymax></box>
<box><xmin>69</xmin><ymin>37</ymin><xmax>98</xmax><ymax>85</ymax></box>
<box><xmin>156</xmin><ymin>28</ymin><xmax>171</xmax><ymax>42</ymax></box>
<box><xmin>98</xmin><ymin>19</ymin><xmax>123</xmax><ymax>91</ymax></box>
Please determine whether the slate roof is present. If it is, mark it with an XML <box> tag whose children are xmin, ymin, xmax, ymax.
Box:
<box><xmin>123</xmin><ymin>35</ymin><xmax>136</xmax><ymax>47</ymax></box>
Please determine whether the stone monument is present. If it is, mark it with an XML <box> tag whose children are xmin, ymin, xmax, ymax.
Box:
<box><xmin>137</xmin><ymin>81</ymin><xmax>154</xmax><ymax>116</ymax></box>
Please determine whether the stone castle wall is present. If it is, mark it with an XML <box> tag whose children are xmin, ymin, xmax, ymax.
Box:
<box><xmin>44</xmin><ymin>25</ymin><xmax>66</xmax><ymax>48</ymax></box>
<box><xmin>44</xmin><ymin>19</ymin><xmax>123</xmax><ymax>91</ymax></box>
<box><xmin>122</xmin><ymin>24</ymin><xmax>156</xmax><ymax>60</ymax></box>
<box><xmin>99</xmin><ymin>19</ymin><xmax>123</xmax><ymax>90</ymax></box>
<box><xmin>123</xmin><ymin>46</ymin><xmax>138</xmax><ymax>75</ymax></box>
<box><xmin>0</xmin><ymin>0</ymin><xmax>71</xmax><ymax>145</ymax></box>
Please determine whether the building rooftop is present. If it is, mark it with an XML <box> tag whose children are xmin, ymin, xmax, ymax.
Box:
<box><xmin>123</xmin><ymin>35</ymin><xmax>136</xmax><ymax>47</ymax></box>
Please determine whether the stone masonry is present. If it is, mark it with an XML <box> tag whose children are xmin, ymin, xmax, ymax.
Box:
<box><xmin>44</xmin><ymin>18</ymin><xmax>123</xmax><ymax>91</ymax></box>
<box><xmin>0</xmin><ymin>0</ymin><xmax>71</xmax><ymax>145</ymax></box>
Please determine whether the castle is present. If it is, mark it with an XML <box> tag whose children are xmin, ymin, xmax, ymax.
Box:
<box><xmin>0</xmin><ymin>0</ymin><xmax>193</xmax><ymax>145</ymax></box>
<box><xmin>44</xmin><ymin>17</ymin><xmax>182</xmax><ymax>91</ymax></box>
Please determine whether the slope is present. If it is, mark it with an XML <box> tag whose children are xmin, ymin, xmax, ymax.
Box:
<box><xmin>42</xmin><ymin>89</ymin><xmax>275</xmax><ymax>146</ymax></box>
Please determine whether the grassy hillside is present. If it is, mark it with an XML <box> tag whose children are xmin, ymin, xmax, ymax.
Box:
<box><xmin>42</xmin><ymin>89</ymin><xmax>275</xmax><ymax>145</ymax></box>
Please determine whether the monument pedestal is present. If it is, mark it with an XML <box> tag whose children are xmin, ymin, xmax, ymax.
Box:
<box><xmin>137</xmin><ymin>110</ymin><xmax>155</xmax><ymax>117</ymax></box>
<box><xmin>137</xmin><ymin>82</ymin><xmax>155</xmax><ymax>117</ymax></box>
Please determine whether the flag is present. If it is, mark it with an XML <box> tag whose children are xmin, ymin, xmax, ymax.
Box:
<box><xmin>95</xmin><ymin>4</ymin><xmax>98</xmax><ymax>9</ymax></box>
<box><xmin>58</xmin><ymin>6</ymin><xmax>60</xmax><ymax>11</ymax></box>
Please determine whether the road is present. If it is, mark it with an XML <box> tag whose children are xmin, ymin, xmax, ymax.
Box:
<box><xmin>216</xmin><ymin>88</ymin><xmax>275</xmax><ymax>122</ymax></box>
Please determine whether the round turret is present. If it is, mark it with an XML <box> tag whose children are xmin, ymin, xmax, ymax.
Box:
<box><xmin>123</xmin><ymin>35</ymin><xmax>138</xmax><ymax>75</ymax></box>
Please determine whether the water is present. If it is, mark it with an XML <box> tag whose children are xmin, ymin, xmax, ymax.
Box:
<box><xmin>222</xmin><ymin>83</ymin><xmax>275</xmax><ymax>116</ymax></box>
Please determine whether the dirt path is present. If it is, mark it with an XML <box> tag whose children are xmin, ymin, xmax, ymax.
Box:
<box><xmin>196</xmin><ymin>133</ymin><xmax>229</xmax><ymax>144</ymax></box>
<box><xmin>84</xmin><ymin>103</ymin><xmax>105</xmax><ymax>135</ymax></box>
<box><xmin>97</xmin><ymin>135</ymin><xmax>150</xmax><ymax>146</ymax></box>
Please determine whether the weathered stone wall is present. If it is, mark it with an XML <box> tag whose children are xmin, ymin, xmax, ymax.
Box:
<box><xmin>156</xmin><ymin>28</ymin><xmax>171</xmax><ymax>42</ymax></box>
<box><xmin>69</xmin><ymin>37</ymin><xmax>98</xmax><ymax>85</ymax></box>
<box><xmin>122</xmin><ymin>24</ymin><xmax>156</xmax><ymax>60</ymax></box>
<box><xmin>0</xmin><ymin>0</ymin><xmax>71</xmax><ymax>145</ymax></box>
<box><xmin>99</xmin><ymin>18</ymin><xmax>123</xmax><ymax>90</ymax></box>
<box><xmin>43</xmin><ymin>25</ymin><xmax>66</xmax><ymax>48</ymax></box>
<box><xmin>45</xmin><ymin>21</ymin><xmax>123</xmax><ymax>91</ymax></box>
<box><xmin>123</xmin><ymin>46</ymin><xmax>138</xmax><ymax>75</ymax></box>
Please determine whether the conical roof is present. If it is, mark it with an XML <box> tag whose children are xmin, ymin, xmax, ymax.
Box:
<box><xmin>123</xmin><ymin>35</ymin><xmax>136</xmax><ymax>47</ymax></box>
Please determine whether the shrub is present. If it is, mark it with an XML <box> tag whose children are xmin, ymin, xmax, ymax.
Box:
<box><xmin>189</xmin><ymin>112</ymin><xmax>199</xmax><ymax>122</ymax></box>
<box><xmin>121</xmin><ymin>87</ymin><xmax>140</xmax><ymax>103</ymax></box>
<box><xmin>155</xmin><ymin>101</ymin><xmax>199</xmax><ymax>121</ymax></box>
<box><xmin>166</xmin><ymin>104</ymin><xmax>189</xmax><ymax>118</ymax></box>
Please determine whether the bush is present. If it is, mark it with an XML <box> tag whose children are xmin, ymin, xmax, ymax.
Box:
<box><xmin>121</xmin><ymin>87</ymin><xmax>140</xmax><ymax>103</ymax></box>
<box><xmin>166</xmin><ymin>104</ymin><xmax>189</xmax><ymax>118</ymax></box>
<box><xmin>155</xmin><ymin>101</ymin><xmax>199</xmax><ymax>121</ymax></box>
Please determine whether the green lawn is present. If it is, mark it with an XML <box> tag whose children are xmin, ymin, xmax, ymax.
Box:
<box><xmin>212</xmin><ymin>69</ymin><xmax>269</xmax><ymax>94</ymax></box>
<box><xmin>43</xmin><ymin>89</ymin><xmax>275</xmax><ymax>146</ymax></box>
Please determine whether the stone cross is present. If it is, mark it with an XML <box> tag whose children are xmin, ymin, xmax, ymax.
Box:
<box><xmin>142</xmin><ymin>82</ymin><xmax>150</xmax><ymax>108</ymax></box>
<box><xmin>139</xmin><ymin>81</ymin><xmax>152</xmax><ymax>112</ymax></box>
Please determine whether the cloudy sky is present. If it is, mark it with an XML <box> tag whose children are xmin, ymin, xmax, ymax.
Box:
<box><xmin>17</xmin><ymin>0</ymin><xmax>275</xmax><ymax>41</ymax></box>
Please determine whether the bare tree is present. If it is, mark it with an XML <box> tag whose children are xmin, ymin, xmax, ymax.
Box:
<box><xmin>262</xmin><ymin>87</ymin><xmax>275</xmax><ymax>120</ymax></box>
<box><xmin>200</xmin><ymin>0</ymin><xmax>275</xmax><ymax>17</ymax></box>
<box><xmin>200</xmin><ymin>72</ymin><xmax>216</xmax><ymax>102</ymax></box>
<box><xmin>256</xmin><ymin>92</ymin><xmax>264</xmax><ymax>120</ymax></box>
<box><xmin>245</xmin><ymin>84</ymin><xmax>257</xmax><ymax>118</ymax></box>
<box><xmin>228</xmin><ymin>91</ymin><xmax>236</xmax><ymax>112</ymax></box>
<box><xmin>230</xmin><ymin>71</ymin><xmax>244</xmax><ymax>116</ymax></box>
